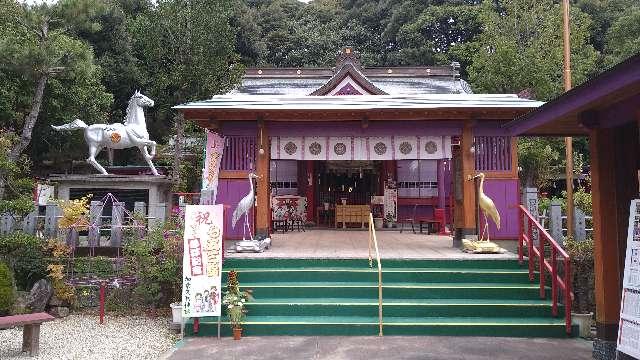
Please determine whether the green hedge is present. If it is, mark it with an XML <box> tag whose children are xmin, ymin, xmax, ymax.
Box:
<box><xmin>0</xmin><ymin>262</ymin><xmax>15</xmax><ymax>315</ymax></box>
<box><xmin>0</xmin><ymin>232</ymin><xmax>47</xmax><ymax>290</ymax></box>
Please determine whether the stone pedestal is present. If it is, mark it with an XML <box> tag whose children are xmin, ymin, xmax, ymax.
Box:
<box><xmin>48</xmin><ymin>174</ymin><xmax>173</xmax><ymax>228</ymax></box>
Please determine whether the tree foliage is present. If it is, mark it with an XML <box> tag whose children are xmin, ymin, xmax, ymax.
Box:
<box><xmin>468</xmin><ymin>0</ymin><xmax>598</xmax><ymax>101</ymax></box>
<box><xmin>1</xmin><ymin>0</ymin><xmax>639</xmax><ymax>193</ymax></box>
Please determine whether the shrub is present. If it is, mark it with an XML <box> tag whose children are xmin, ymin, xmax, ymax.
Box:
<box><xmin>565</xmin><ymin>237</ymin><xmax>595</xmax><ymax>314</ymax></box>
<box><xmin>0</xmin><ymin>262</ymin><xmax>15</xmax><ymax>315</ymax></box>
<box><xmin>0</xmin><ymin>232</ymin><xmax>47</xmax><ymax>290</ymax></box>
<box><xmin>124</xmin><ymin>225</ymin><xmax>182</xmax><ymax>310</ymax></box>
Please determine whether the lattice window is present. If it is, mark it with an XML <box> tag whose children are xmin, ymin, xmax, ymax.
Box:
<box><xmin>221</xmin><ymin>136</ymin><xmax>256</xmax><ymax>171</ymax></box>
<box><xmin>474</xmin><ymin>136</ymin><xmax>512</xmax><ymax>171</ymax></box>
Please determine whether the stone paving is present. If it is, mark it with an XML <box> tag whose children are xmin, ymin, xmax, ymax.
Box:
<box><xmin>226</xmin><ymin>229</ymin><xmax>518</xmax><ymax>259</ymax></box>
<box><xmin>165</xmin><ymin>336</ymin><xmax>593</xmax><ymax>360</ymax></box>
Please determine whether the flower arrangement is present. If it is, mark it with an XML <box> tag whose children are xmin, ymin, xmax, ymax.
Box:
<box><xmin>222</xmin><ymin>270</ymin><xmax>253</xmax><ymax>331</ymax></box>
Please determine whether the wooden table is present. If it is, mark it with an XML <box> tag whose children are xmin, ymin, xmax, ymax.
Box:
<box><xmin>335</xmin><ymin>205</ymin><xmax>370</xmax><ymax>229</ymax></box>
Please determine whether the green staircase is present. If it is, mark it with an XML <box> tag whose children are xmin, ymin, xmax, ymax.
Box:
<box><xmin>185</xmin><ymin>258</ymin><xmax>575</xmax><ymax>337</ymax></box>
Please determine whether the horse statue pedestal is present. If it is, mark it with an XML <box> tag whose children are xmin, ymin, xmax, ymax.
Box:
<box><xmin>48</xmin><ymin>173</ymin><xmax>173</xmax><ymax>229</ymax></box>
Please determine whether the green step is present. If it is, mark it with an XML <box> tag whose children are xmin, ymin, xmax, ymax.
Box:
<box><xmin>222</xmin><ymin>268</ymin><xmax>535</xmax><ymax>283</ymax></box>
<box><xmin>191</xmin><ymin>258</ymin><xmax>568</xmax><ymax>338</ymax></box>
<box><xmin>185</xmin><ymin>316</ymin><xmax>574</xmax><ymax>337</ymax></box>
<box><xmin>238</xmin><ymin>282</ymin><xmax>549</xmax><ymax>300</ymax></box>
<box><xmin>223</xmin><ymin>258</ymin><xmax>523</xmax><ymax>270</ymax></box>
<box><xmin>241</xmin><ymin>298</ymin><xmax>561</xmax><ymax>318</ymax></box>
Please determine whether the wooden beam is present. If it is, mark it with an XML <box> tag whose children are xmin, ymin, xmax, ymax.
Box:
<box><xmin>590</xmin><ymin>127</ymin><xmax>623</xmax><ymax>341</ymax></box>
<box><xmin>255</xmin><ymin>121</ymin><xmax>270</xmax><ymax>236</ymax></box>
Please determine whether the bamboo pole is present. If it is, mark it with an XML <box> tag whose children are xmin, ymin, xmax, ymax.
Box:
<box><xmin>562</xmin><ymin>0</ymin><xmax>574</xmax><ymax>239</ymax></box>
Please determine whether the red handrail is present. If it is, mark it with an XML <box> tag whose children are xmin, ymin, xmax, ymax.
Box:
<box><xmin>518</xmin><ymin>205</ymin><xmax>574</xmax><ymax>334</ymax></box>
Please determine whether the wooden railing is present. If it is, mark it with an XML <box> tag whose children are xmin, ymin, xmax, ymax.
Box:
<box><xmin>368</xmin><ymin>213</ymin><xmax>383</xmax><ymax>336</ymax></box>
<box><xmin>518</xmin><ymin>205</ymin><xmax>574</xmax><ymax>334</ymax></box>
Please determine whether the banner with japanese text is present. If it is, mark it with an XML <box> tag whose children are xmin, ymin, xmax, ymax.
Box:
<box><xmin>201</xmin><ymin>131</ymin><xmax>224</xmax><ymax>202</ymax></box>
<box><xmin>182</xmin><ymin>205</ymin><xmax>223</xmax><ymax>318</ymax></box>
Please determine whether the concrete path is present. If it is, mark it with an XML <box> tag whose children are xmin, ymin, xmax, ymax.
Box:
<box><xmin>165</xmin><ymin>336</ymin><xmax>592</xmax><ymax>360</ymax></box>
<box><xmin>226</xmin><ymin>230</ymin><xmax>517</xmax><ymax>259</ymax></box>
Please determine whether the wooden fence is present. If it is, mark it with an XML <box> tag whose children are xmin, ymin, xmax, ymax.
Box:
<box><xmin>0</xmin><ymin>200</ymin><xmax>168</xmax><ymax>248</ymax></box>
<box><xmin>522</xmin><ymin>187</ymin><xmax>593</xmax><ymax>244</ymax></box>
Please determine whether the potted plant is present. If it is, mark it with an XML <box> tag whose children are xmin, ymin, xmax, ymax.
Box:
<box><xmin>372</xmin><ymin>208</ymin><xmax>383</xmax><ymax>229</ymax></box>
<box><xmin>222</xmin><ymin>270</ymin><xmax>253</xmax><ymax>340</ymax></box>
<box><xmin>384</xmin><ymin>213</ymin><xmax>395</xmax><ymax>228</ymax></box>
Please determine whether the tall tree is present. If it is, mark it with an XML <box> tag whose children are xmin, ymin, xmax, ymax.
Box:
<box><xmin>603</xmin><ymin>7</ymin><xmax>640</xmax><ymax>66</ymax></box>
<box><xmin>467</xmin><ymin>0</ymin><xmax>598</xmax><ymax>101</ymax></box>
<box><xmin>0</xmin><ymin>0</ymin><xmax>111</xmax><ymax>190</ymax></box>
<box><xmin>130</xmin><ymin>0</ymin><xmax>243</xmax><ymax>183</ymax></box>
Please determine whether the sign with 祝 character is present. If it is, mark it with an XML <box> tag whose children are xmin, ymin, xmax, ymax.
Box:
<box><xmin>182</xmin><ymin>205</ymin><xmax>223</xmax><ymax>318</ymax></box>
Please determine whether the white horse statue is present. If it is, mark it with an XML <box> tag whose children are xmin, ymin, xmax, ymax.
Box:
<box><xmin>52</xmin><ymin>91</ymin><xmax>159</xmax><ymax>176</ymax></box>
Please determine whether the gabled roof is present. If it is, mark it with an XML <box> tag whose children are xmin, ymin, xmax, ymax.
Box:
<box><xmin>309</xmin><ymin>62</ymin><xmax>387</xmax><ymax>95</ymax></box>
<box><xmin>228</xmin><ymin>47</ymin><xmax>473</xmax><ymax>96</ymax></box>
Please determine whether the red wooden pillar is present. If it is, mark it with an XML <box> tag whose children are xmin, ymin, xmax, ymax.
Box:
<box><xmin>305</xmin><ymin>161</ymin><xmax>315</xmax><ymax>222</ymax></box>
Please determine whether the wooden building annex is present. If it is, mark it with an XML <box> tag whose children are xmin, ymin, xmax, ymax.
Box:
<box><xmin>506</xmin><ymin>53</ymin><xmax>640</xmax><ymax>359</ymax></box>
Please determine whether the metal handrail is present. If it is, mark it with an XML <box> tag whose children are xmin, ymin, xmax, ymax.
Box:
<box><xmin>518</xmin><ymin>205</ymin><xmax>574</xmax><ymax>334</ymax></box>
<box><xmin>368</xmin><ymin>213</ymin><xmax>383</xmax><ymax>336</ymax></box>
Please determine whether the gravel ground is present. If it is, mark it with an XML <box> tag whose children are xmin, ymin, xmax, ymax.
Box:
<box><xmin>0</xmin><ymin>314</ymin><xmax>178</xmax><ymax>360</ymax></box>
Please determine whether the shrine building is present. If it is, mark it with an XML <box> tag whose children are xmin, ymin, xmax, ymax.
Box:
<box><xmin>175</xmin><ymin>47</ymin><xmax>543</xmax><ymax>244</ymax></box>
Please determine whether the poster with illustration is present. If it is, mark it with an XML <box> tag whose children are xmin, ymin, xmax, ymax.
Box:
<box><xmin>182</xmin><ymin>205</ymin><xmax>223</xmax><ymax>318</ymax></box>
<box><xmin>618</xmin><ymin>199</ymin><xmax>640</xmax><ymax>358</ymax></box>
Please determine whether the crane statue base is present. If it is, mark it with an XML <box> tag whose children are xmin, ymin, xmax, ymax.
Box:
<box><xmin>235</xmin><ymin>238</ymin><xmax>271</xmax><ymax>253</ymax></box>
<box><xmin>462</xmin><ymin>238</ymin><xmax>504</xmax><ymax>254</ymax></box>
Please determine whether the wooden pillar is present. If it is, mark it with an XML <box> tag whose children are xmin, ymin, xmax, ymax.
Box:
<box><xmin>590</xmin><ymin>127</ymin><xmax>623</xmax><ymax>347</ymax></box>
<box><xmin>256</xmin><ymin>120</ymin><xmax>270</xmax><ymax>237</ymax></box>
<box><xmin>455</xmin><ymin>120</ymin><xmax>477</xmax><ymax>246</ymax></box>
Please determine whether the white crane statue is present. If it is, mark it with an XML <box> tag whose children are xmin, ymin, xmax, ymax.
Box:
<box><xmin>232</xmin><ymin>172</ymin><xmax>259</xmax><ymax>240</ymax></box>
<box><xmin>468</xmin><ymin>172</ymin><xmax>501</xmax><ymax>242</ymax></box>
<box><xmin>51</xmin><ymin>91</ymin><xmax>159</xmax><ymax>176</ymax></box>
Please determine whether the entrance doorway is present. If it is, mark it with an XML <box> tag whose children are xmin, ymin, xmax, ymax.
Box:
<box><xmin>316</xmin><ymin>161</ymin><xmax>381</xmax><ymax>206</ymax></box>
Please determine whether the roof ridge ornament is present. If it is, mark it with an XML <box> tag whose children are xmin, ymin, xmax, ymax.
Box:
<box><xmin>335</xmin><ymin>46</ymin><xmax>362</xmax><ymax>72</ymax></box>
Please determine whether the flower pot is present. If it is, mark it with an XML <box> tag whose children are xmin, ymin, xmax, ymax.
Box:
<box><xmin>232</xmin><ymin>327</ymin><xmax>242</xmax><ymax>340</ymax></box>
<box><xmin>572</xmin><ymin>312</ymin><xmax>593</xmax><ymax>338</ymax></box>
<box><xmin>374</xmin><ymin>218</ymin><xmax>383</xmax><ymax>229</ymax></box>
<box><xmin>170</xmin><ymin>302</ymin><xmax>182</xmax><ymax>324</ymax></box>
<box><xmin>385</xmin><ymin>222</ymin><xmax>394</xmax><ymax>228</ymax></box>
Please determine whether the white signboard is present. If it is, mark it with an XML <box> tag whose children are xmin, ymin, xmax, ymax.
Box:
<box><xmin>182</xmin><ymin>205</ymin><xmax>223</xmax><ymax>318</ymax></box>
<box><xmin>618</xmin><ymin>199</ymin><xmax>640</xmax><ymax>358</ymax></box>
<box><xmin>36</xmin><ymin>184</ymin><xmax>55</xmax><ymax>206</ymax></box>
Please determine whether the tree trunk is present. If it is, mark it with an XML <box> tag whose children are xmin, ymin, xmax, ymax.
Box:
<box><xmin>9</xmin><ymin>73</ymin><xmax>49</xmax><ymax>162</ymax></box>
<box><xmin>172</xmin><ymin>112</ymin><xmax>185</xmax><ymax>181</ymax></box>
